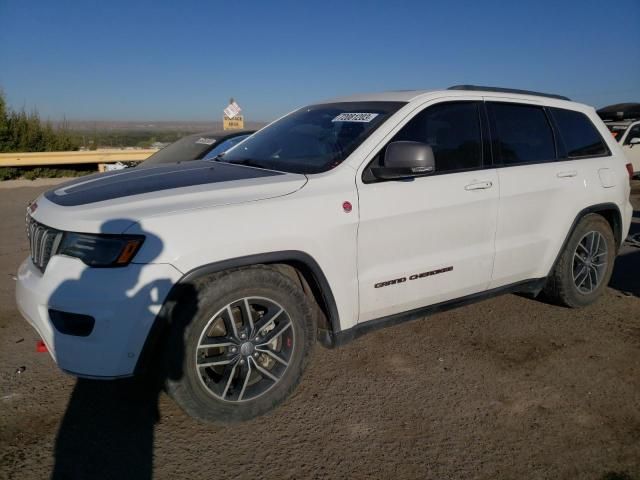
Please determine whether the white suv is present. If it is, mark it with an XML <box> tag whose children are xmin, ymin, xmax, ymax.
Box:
<box><xmin>598</xmin><ymin>102</ymin><xmax>640</xmax><ymax>176</ymax></box>
<box><xmin>604</xmin><ymin>121</ymin><xmax>640</xmax><ymax>176</ymax></box>
<box><xmin>16</xmin><ymin>86</ymin><xmax>634</xmax><ymax>422</ymax></box>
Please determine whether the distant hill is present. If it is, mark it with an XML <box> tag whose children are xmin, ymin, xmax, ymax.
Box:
<box><xmin>51</xmin><ymin>119</ymin><xmax>269</xmax><ymax>149</ymax></box>
<box><xmin>55</xmin><ymin>119</ymin><xmax>268</xmax><ymax>133</ymax></box>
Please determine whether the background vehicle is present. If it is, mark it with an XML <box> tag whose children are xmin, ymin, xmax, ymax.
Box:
<box><xmin>598</xmin><ymin>103</ymin><xmax>640</xmax><ymax>176</ymax></box>
<box><xmin>140</xmin><ymin>130</ymin><xmax>255</xmax><ymax>167</ymax></box>
<box><xmin>16</xmin><ymin>86</ymin><xmax>633</xmax><ymax>423</ymax></box>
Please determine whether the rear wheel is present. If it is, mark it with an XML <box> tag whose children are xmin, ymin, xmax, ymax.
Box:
<box><xmin>164</xmin><ymin>266</ymin><xmax>316</xmax><ymax>423</ymax></box>
<box><xmin>544</xmin><ymin>214</ymin><xmax>616</xmax><ymax>308</ymax></box>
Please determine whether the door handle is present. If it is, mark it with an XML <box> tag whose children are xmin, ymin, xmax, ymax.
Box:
<box><xmin>556</xmin><ymin>170</ymin><xmax>577</xmax><ymax>178</ymax></box>
<box><xmin>465</xmin><ymin>181</ymin><xmax>493</xmax><ymax>191</ymax></box>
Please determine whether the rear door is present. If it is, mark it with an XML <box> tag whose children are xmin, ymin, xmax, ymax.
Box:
<box><xmin>487</xmin><ymin>100</ymin><xmax>576</xmax><ymax>287</ymax></box>
<box><xmin>487</xmin><ymin>100</ymin><xmax>612</xmax><ymax>288</ymax></box>
<box><xmin>356</xmin><ymin>100</ymin><xmax>499</xmax><ymax>322</ymax></box>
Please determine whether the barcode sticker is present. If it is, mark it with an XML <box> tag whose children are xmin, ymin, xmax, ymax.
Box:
<box><xmin>332</xmin><ymin>113</ymin><xmax>379</xmax><ymax>123</ymax></box>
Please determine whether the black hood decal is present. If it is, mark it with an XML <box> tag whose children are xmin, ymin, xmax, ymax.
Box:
<box><xmin>44</xmin><ymin>161</ymin><xmax>283</xmax><ymax>207</ymax></box>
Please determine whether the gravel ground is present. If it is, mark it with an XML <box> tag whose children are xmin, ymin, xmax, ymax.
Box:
<box><xmin>1</xmin><ymin>179</ymin><xmax>639</xmax><ymax>480</ymax></box>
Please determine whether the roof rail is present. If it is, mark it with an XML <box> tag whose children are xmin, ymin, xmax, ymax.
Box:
<box><xmin>448</xmin><ymin>85</ymin><xmax>570</xmax><ymax>101</ymax></box>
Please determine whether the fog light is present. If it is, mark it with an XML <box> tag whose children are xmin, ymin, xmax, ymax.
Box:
<box><xmin>49</xmin><ymin>309</ymin><xmax>95</xmax><ymax>337</ymax></box>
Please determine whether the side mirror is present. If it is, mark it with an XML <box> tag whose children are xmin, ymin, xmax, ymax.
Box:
<box><xmin>371</xmin><ymin>141</ymin><xmax>435</xmax><ymax>180</ymax></box>
<box><xmin>629</xmin><ymin>137</ymin><xmax>640</xmax><ymax>147</ymax></box>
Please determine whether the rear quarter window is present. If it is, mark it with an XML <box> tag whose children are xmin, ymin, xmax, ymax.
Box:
<box><xmin>550</xmin><ymin>108</ymin><xmax>610</xmax><ymax>158</ymax></box>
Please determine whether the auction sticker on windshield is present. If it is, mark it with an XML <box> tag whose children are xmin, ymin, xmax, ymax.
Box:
<box><xmin>332</xmin><ymin>113</ymin><xmax>379</xmax><ymax>122</ymax></box>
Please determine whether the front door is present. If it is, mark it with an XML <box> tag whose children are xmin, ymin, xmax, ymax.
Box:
<box><xmin>356</xmin><ymin>101</ymin><xmax>499</xmax><ymax>322</ymax></box>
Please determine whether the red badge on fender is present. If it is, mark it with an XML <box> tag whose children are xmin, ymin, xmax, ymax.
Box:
<box><xmin>342</xmin><ymin>201</ymin><xmax>352</xmax><ymax>213</ymax></box>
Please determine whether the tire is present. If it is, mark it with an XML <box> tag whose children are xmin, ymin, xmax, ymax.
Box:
<box><xmin>544</xmin><ymin>214</ymin><xmax>616</xmax><ymax>308</ymax></box>
<box><xmin>163</xmin><ymin>266</ymin><xmax>316</xmax><ymax>423</ymax></box>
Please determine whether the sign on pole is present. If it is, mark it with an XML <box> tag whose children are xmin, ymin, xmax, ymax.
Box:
<box><xmin>224</xmin><ymin>101</ymin><xmax>242</xmax><ymax>118</ymax></box>
<box><xmin>223</xmin><ymin>98</ymin><xmax>244</xmax><ymax>130</ymax></box>
<box><xmin>223</xmin><ymin>115</ymin><xmax>244</xmax><ymax>130</ymax></box>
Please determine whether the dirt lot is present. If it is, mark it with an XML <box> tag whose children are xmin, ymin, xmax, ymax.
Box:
<box><xmin>1</xmin><ymin>179</ymin><xmax>639</xmax><ymax>480</ymax></box>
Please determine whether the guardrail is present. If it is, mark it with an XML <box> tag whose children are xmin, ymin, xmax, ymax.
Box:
<box><xmin>0</xmin><ymin>149</ymin><xmax>158</xmax><ymax>168</ymax></box>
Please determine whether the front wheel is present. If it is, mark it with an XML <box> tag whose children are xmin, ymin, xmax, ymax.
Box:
<box><xmin>163</xmin><ymin>266</ymin><xmax>316</xmax><ymax>423</ymax></box>
<box><xmin>544</xmin><ymin>214</ymin><xmax>616</xmax><ymax>308</ymax></box>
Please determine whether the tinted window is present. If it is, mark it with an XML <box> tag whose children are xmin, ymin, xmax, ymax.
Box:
<box><xmin>390</xmin><ymin>102</ymin><xmax>482</xmax><ymax>173</ymax></box>
<box><xmin>142</xmin><ymin>134</ymin><xmax>215</xmax><ymax>166</ymax></box>
<box><xmin>204</xmin><ymin>134</ymin><xmax>251</xmax><ymax>159</ymax></box>
<box><xmin>551</xmin><ymin>108</ymin><xmax>609</xmax><ymax>157</ymax></box>
<box><xmin>488</xmin><ymin>103</ymin><xmax>555</xmax><ymax>165</ymax></box>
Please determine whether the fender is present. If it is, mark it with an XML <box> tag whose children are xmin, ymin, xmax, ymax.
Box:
<box><xmin>179</xmin><ymin>250</ymin><xmax>340</xmax><ymax>330</ymax></box>
<box><xmin>134</xmin><ymin>250</ymin><xmax>341</xmax><ymax>373</ymax></box>
<box><xmin>548</xmin><ymin>202</ymin><xmax>623</xmax><ymax>277</ymax></box>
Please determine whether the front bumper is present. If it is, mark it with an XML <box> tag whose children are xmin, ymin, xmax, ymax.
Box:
<box><xmin>15</xmin><ymin>255</ymin><xmax>182</xmax><ymax>378</ymax></box>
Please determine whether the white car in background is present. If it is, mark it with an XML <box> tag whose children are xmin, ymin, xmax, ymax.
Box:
<box><xmin>598</xmin><ymin>103</ymin><xmax>640</xmax><ymax>177</ymax></box>
<box><xmin>16</xmin><ymin>85</ymin><xmax>634</xmax><ymax>423</ymax></box>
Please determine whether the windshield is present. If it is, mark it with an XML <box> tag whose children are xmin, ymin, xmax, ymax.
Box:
<box><xmin>219</xmin><ymin>102</ymin><xmax>404</xmax><ymax>173</ymax></box>
<box><xmin>143</xmin><ymin>134</ymin><xmax>217</xmax><ymax>165</ymax></box>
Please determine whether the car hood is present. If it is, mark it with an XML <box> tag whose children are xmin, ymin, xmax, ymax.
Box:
<box><xmin>32</xmin><ymin>160</ymin><xmax>307</xmax><ymax>233</ymax></box>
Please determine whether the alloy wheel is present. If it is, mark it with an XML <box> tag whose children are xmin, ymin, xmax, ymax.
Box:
<box><xmin>195</xmin><ymin>296</ymin><xmax>294</xmax><ymax>403</ymax></box>
<box><xmin>572</xmin><ymin>231</ymin><xmax>608</xmax><ymax>294</ymax></box>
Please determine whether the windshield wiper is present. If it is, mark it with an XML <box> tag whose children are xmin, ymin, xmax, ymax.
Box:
<box><xmin>212</xmin><ymin>155</ymin><xmax>284</xmax><ymax>173</ymax></box>
<box><xmin>228</xmin><ymin>158</ymin><xmax>269</xmax><ymax>169</ymax></box>
<box><xmin>209</xmin><ymin>154</ymin><xmax>261</xmax><ymax>168</ymax></box>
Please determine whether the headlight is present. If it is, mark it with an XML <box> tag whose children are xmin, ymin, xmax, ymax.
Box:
<box><xmin>58</xmin><ymin>233</ymin><xmax>144</xmax><ymax>267</ymax></box>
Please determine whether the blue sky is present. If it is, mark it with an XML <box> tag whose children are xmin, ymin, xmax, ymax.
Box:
<box><xmin>1</xmin><ymin>0</ymin><xmax>639</xmax><ymax>121</ymax></box>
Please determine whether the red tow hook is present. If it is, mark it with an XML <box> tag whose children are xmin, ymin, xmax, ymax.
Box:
<box><xmin>36</xmin><ymin>340</ymin><xmax>48</xmax><ymax>353</ymax></box>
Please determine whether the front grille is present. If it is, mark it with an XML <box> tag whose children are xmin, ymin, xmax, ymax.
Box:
<box><xmin>26</xmin><ymin>215</ymin><xmax>63</xmax><ymax>272</ymax></box>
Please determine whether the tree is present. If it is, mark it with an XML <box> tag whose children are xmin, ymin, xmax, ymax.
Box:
<box><xmin>0</xmin><ymin>90</ymin><xmax>9</xmax><ymax>151</ymax></box>
<box><xmin>0</xmin><ymin>89</ymin><xmax>79</xmax><ymax>152</ymax></box>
